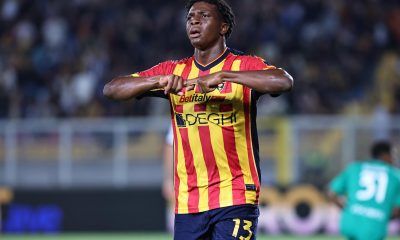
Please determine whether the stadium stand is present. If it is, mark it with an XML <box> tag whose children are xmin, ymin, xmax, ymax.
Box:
<box><xmin>0</xmin><ymin>0</ymin><xmax>399</xmax><ymax>118</ymax></box>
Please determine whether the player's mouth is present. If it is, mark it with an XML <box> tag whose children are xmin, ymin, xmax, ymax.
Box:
<box><xmin>189</xmin><ymin>29</ymin><xmax>201</xmax><ymax>38</ymax></box>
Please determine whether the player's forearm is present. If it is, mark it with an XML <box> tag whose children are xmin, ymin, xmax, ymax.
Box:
<box><xmin>103</xmin><ymin>75</ymin><xmax>160</xmax><ymax>100</ymax></box>
<box><xmin>163</xmin><ymin>144</ymin><xmax>174</xmax><ymax>181</ymax></box>
<box><xmin>221</xmin><ymin>69</ymin><xmax>293</xmax><ymax>94</ymax></box>
<box><xmin>328</xmin><ymin>192</ymin><xmax>344</xmax><ymax>209</ymax></box>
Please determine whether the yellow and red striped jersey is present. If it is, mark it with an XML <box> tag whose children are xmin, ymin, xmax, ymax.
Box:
<box><xmin>134</xmin><ymin>48</ymin><xmax>275</xmax><ymax>214</ymax></box>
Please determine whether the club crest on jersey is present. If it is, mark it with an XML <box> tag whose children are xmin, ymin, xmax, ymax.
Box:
<box><xmin>217</xmin><ymin>82</ymin><xmax>225</xmax><ymax>92</ymax></box>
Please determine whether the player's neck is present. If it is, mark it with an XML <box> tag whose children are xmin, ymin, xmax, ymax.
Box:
<box><xmin>193</xmin><ymin>42</ymin><xmax>227</xmax><ymax>66</ymax></box>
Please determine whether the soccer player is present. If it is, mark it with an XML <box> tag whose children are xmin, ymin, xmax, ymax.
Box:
<box><xmin>328</xmin><ymin>141</ymin><xmax>400</xmax><ymax>240</ymax></box>
<box><xmin>103</xmin><ymin>0</ymin><xmax>293</xmax><ymax>239</ymax></box>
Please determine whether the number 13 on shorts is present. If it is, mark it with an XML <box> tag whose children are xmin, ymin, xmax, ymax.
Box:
<box><xmin>232</xmin><ymin>218</ymin><xmax>254</xmax><ymax>240</ymax></box>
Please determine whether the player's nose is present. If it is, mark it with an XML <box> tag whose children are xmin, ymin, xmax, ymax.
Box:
<box><xmin>190</xmin><ymin>16</ymin><xmax>200</xmax><ymax>25</ymax></box>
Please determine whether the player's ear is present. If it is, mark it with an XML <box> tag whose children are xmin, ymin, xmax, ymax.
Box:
<box><xmin>220</xmin><ymin>22</ymin><xmax>229</xmax><ymax>36</ymax></box>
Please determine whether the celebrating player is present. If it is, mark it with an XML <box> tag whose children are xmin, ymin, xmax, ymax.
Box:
<box><xmin>103</xmin><ymin>0</ymin><xmax>293</xmax><ymax>239</ymax></box>
<box><xmin>328</xmin><ymin>140</ymin><xmax>400</xmax><ymax>240</ymax></box>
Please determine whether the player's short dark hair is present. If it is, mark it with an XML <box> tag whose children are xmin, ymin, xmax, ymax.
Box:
<box><xmin>371</xmin><ymin>140</ymin><xmax>392</xmax><ymax>159</ymax></box>
<box><xmin>186</xmin><ymin>0</ymin><xmax>235</xmax><ymax>38</ymax></box>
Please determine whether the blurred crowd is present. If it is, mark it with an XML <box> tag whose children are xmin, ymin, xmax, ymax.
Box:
<box><xmin>0</xmin><ymin>0</ymin><xmax>399</xmax><ymax>119</ymax></box>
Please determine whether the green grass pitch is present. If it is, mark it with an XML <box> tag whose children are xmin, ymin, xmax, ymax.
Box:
<box><xmin>1</xmin><ymin>233</ymin><xmax>399</xmax><ymax>240</ymax></box>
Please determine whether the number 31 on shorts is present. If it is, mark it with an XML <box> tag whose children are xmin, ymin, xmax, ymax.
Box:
<box><xmin>232</xmin><ymin>218</ymin><xmax>253</xmax><ymax>240</ymax></box>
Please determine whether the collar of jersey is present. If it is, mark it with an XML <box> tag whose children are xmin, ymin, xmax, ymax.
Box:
<box><xmin>193</xmin><ymin>48</ymin><xmax>230</xmax><ymax>71</ymax></box>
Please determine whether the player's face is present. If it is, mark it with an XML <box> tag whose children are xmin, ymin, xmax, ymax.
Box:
<box><xmin>186</xmin><ymin>2</ymin><xmax>226</xmax><ymax>50</ymax></box>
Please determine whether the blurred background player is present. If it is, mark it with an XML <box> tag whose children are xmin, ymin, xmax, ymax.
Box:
<box><xmin>328</xmin><ymin>140</ymin><xmax>400</xmax><ymax>240</ymax></box>
<box><xmin>103</xmin><ymin>0</ymin><xmax>293</xmax><ymax>238</ymax></box>
<box><xmin>163</xmin><ymin>126</ymin><xmax>174</xmax><ymax>203</ymax></box>
<box><xmin>163</xmin><ymin>126</ymin><xmax>175</xmax><ymax>232</ymax></box>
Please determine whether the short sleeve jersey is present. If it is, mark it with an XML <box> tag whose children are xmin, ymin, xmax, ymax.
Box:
<box><xmin>134</xmin><ymin>48</ymin><xmax>276</xmax><ymax>214</ymax></box>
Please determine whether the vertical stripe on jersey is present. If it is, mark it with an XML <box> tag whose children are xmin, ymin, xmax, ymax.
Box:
<box><xmin>189</xmin><ymin>63</ymin><xmax>211</xmax><ymax>211</ymax></box>
<box><xmin>234</xmin><ymin>85</ymin><xmax>257</xmax><ymax>203</ymax></box>
<box><xmin>222</xmin><ymin>126</ymin><xmax>246</xmax><ymax>205</ymax></box>
<box><xmin>173</xmin><ymin>63</ymin><xmax>186</xmax><ymax>76</ymax></box>
<box><xmin>232</xmin><ymin>59</ymin><xmax>241</xmax><ymax>72</ymax></box>
<box><xmin>171</xmin><ymin>64</ymin><xmax>191</xmax><ymax>213</ymax></box>
<box><xmin>173</xmin><ymin>117</ymin><xmax>189</xmax><ymax>213</ymax></box>
<box><xmin>243</xmin><ymin>87</ymin><xmax>260</xmax><ymax>186</ymax></box>
<box><xmin>209</xmin><ymin>121</ymin><xmax>233</xmax><ymax>207</ymax></box>
<box><xmin>180</xmin><ymin>59</ymin><xmax>229</xmax><ymax>210</ymax></box>
<box><xmin>232</xmin><ymin>60</ymin><xmax>258</xmax><ymax>203</ymax></box>
<box><xmin>195</xmin><ymin>67</ymin><xmax>210</xmax><ymax>92</ymax></box>
<box><xmin>180</xmin><ymin>60</ymin><xmax>193</xmax><ymax>87</ymax></box>
<box><xmin>203</xmin><ymin>59</ymin><xmax>231</xmax><ymax>208</ymax></box>
<box><xmin>176</xmin><ymin>61</ymin><xmax>202</xmax><ymax>213</ymax></box>
<box><xmin>179</xmin><ymin>128</ymin><xmax>199</xmax><ymax>213</ymax></box>
<box><xmin>187</xmin><ymin>123</ymin><xmax>209</xmax><ymax>212</ymax></box>
<box><xmin>220</xmin><ymin>55</ymin><xmax>236</xmax><ymax>93</ymax></box>
<box><xmin>223</xmin><ymin>59</ymin><xmax>246</xmax><ymax>205</ymax></box>
<box><xmin>198</xmin><ymin>126</ymin><xmax>220</xmax><ymax>210</ymax></box>
<box><xmin>241</xmin><ymin>65</ymin><xmax>261</xmax><ymax>203</ymax></box>
<box><xmin>187</xmin><ymin>60</ymin><xmax>200</xmax><ymax>80</ymax></box>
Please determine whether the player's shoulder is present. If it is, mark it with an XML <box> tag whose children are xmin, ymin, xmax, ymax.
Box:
<box><xmin>152</xmin><ymin>57</ymin><xmax>193</xmax><ymax>73</ymax></box>
<box><xmin>348</xmin><ymin>161</ymin><xmax>362</xmax><ymax>168</ymax></box>
<box><xmin>229</xmin><ymin>48</ymin><xmax>267</xmax><ymax>63</ymax></box>
<box><xmin>390</xmin><ymin>167</ymin><xmax>400</xmax><ymax>181</ymax></box>
<box><xmin>343</xmin><ymin>161</ymin><xmax>364</xmax><ymax>173</ymax></box>
<box><xmin>160</xmin><ymin>57</ymin><xmax>192</xmax><ymax>66</ymax></box>
<box><xmin>176</xmin><ymin>56</ymin><xmax>193</xmax><ymax>65</ymax></box>
<box><xmin>357</xmin><ymin>159</ymin><xmax>383</xmax><ymax>169</ymax></box>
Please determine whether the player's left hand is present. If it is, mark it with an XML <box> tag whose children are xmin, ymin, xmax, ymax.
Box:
<box><xmin>185</xmin><ymin>72</ymin><xmax>224</xmax><ymax>93</ymax></box>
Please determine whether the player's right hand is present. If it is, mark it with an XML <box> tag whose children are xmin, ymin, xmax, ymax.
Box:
<box><xmin>162</xmin><ymin>179</ymin><xmax>175</xmax><ymax>203</ymax></box>
<box><xmin>159</xmin><ymin>74</ymin><xmax>185</xmax><ymax>96</ymax></box>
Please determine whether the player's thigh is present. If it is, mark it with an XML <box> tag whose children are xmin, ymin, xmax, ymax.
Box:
<box><xmin>212</xmin><ymin>215</ymin><xmax>258</xmax><ymax>239</ymax></box>
<box><xmin>174</xmin><ymin>213</ymin><xmax>210</xmax><ymax>240</ymax></box>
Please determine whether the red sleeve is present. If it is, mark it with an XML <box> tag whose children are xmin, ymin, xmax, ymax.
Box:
<box><xmin>241</xmin><ymin>56</ymin><xmax>276</xmax><ymax>71</ymax></box>
<box><xmin>131</xmin><ymin>61</ymin><xmax>177</xmax><ymax>99</ymax></box>
<box><xmin>134</xmin><ymin>61</ymin><xmax>177</xmax><ymax>77</ymax></box>
<box><xmin>240</xmin><ymin>55</ymin><xmax>279</xmax><ymax>99</ymax></box>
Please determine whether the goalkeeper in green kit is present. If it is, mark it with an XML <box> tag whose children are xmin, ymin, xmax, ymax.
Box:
<box><xmin>328</xmin><ymin>141</ymin><xmax>400</xmax><ymax>240</ymax></box>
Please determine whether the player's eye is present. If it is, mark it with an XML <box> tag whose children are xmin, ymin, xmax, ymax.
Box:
<box><xmin>186</xmin><ymin>14</ymin><xmax>194</xmax><ymax>21</ymax></box>
<box><xmin>202</xmin><ymin>14</ymin><xmax>209</xmax><ymax>18</ymax></box>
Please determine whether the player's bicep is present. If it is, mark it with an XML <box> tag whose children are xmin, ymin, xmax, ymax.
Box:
<box><xmin>242</xmin><ymin>56</ymin><xmax>275</xmax><ymax>71</ymax></box>
<box><xmin>135</xmin><ymin>61</ymin><xmax>174</xmax><ymax>77</ymax></box>
<box><xmin>241</xmin><ymin>56</ymin><xmax>280</xmax><ymax>97</ymax></box>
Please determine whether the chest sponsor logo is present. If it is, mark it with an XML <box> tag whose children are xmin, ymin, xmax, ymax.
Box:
<box><xmin>175</xmin><ymin>112</ymin><xmax>237</xmax><ymax>127</ymax></box>
<box><xmin>179</xmin><ymin>94</ymin><xmax>225</xmax><ymax>103</ymax></box>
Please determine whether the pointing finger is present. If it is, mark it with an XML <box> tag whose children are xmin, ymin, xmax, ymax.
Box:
<box><xmin>164</xmin><ymin>75</ymin><xmax>175</xmax><ymax>94</ymax></box>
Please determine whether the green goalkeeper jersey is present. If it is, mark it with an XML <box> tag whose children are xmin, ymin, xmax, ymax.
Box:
<box><xmin>329</xmin><ymin>160</ymin><xmax>400</xmax><ymax>239</ymax></box>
